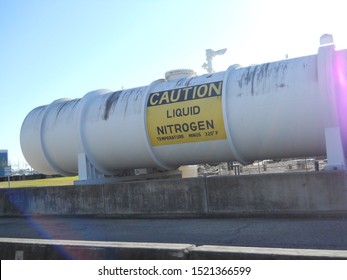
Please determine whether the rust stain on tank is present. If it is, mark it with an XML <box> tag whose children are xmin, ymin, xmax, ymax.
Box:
<box><xmin>250</xmin><ymin>65</ymin><xmax>258</xmax><ymax>95</ymax></box>
<box><xmin>175</xmin><ymin>78</ymin><xmax>185</xmax><ymax>87</ymax></box>
<box><xmin>184</xmin><ymin>77</ymin><xmax>195</xmax><ymax>86</ymax></box>
<box><xmin>55</xmin><ymin>102</ymin><xmax>68</xmax><ymax>117</ymax></box>
<box><xmin>238</xmin><ymin>62</ymin><xmax>287</xmax><ymax>96</ymax></box>
<box><xmin>257</xmin><ymin>63</ymin><xmax>270</xmax><ymax>81</ymax></box>
<box><xmin>56</xmin><ymin>99</ymin><xmax>80</xmax><ymax>118</ymax></box>
<box><xmin>121</xmin><ymin>87</ymin><xmax>145</xmax><ymax>117</ymax></box>
<box><xmin>103</xmin><ymin>90</ymin><xmax>123</xmax><ymax>120</ymax></box>
<box><xmin>238</xmin><ymin>65</ymin><xmax>259</xmax><ymax>95</ymax></box>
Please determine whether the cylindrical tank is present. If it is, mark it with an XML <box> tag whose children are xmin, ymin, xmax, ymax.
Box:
<box><xmin>20</xmin><ymin>47</ymin><xmax>347</xmax><ymax>176</ymax></box>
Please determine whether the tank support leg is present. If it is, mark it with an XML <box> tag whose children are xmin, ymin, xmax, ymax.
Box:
<box><xmin>324</xmin><ymin>127</ymin><xmax>347</xmax><ymax>170</ymax></box>
<box><xmin>77</xmin><ymin>153</ymin><xmax>104</xmax><ymax>181</ymax></box>
<box><xmin>318</xmin><ymin>35</ymin><xmax>347</xmax><ymax>171</ymax></box>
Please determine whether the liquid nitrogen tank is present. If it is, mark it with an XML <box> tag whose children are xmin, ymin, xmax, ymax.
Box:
<box><xmin>20</xmin><ymin>35</ymin><xmax>347</xmax><ymax>180</ymax></box>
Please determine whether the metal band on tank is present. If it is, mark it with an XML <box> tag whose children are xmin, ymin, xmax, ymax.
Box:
<box><xmin>40</xmin><ymin>99</ymin><xmax>75</xmax><ymax>176</ymax></box>
<box><xmin>77</xmin><ymin>90</ymin><xmax>115</xmax><ymax>176</ymax></box>
<box><xmin>222</xmin><ymin>65</ymin><xmax>252</xmax><ymax>165</ymax></box>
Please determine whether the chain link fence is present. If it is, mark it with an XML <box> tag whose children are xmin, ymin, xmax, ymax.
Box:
<box><xmin>198</xmin><ymin>158</ymin><xmax>327</xmax><ymax>177</ymax></box>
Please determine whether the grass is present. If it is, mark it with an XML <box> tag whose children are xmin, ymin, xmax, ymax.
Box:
<box><xmin>0</xmin><ymin>176</ymin><xmax>78</xmax><ymax>188</ymax></box>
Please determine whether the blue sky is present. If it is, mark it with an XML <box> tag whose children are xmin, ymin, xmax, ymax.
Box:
<box><xmin>1</xmin><ymin>0</ymin><xmax>347</xmax><ymax>168</ymax></box>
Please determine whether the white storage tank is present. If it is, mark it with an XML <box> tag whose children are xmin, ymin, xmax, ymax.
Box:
<box><xmin>20</xmin><ymin>40</ymin><xmax>347</xmax><ymax>177</ymax></box>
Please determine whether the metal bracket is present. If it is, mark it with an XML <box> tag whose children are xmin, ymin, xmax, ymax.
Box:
<box><xmin>77</xmin><ymin>153</ymin><xmax>104</xmax><ymax>181</ymax></box>
<box><xmin>75</xmin><ymin>153</ymin><xmax>181</xmax><ymax>185</ymax></box>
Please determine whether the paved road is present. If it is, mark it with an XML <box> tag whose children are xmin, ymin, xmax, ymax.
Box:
<box><xmin>0</xmin><ymin>216</ymin><xmax>347</xmax><ymax>250</ymax></box>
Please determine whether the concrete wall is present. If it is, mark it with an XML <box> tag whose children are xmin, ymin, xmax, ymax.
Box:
<box><xmin>1</xmin><ymin>171</ymin><xmax>347</xmax><ymax>217</ymax></box>
<box><xmin>0</xmin><ymin>238</ymin><xmax>193</xmax><ymax>260</ymax></box>
<box><xmin>1</xmin><ymin>238</ymin><xmax>347</xmax><ymax>260</ymax></box>
<box><xmin>206</xmin><ymin>171</ymin><xmax>347</xmax><ymax>215</ymax></box>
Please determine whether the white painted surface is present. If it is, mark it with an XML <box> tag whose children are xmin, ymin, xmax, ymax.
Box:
<box><xmin>20</xmin><ymin>46</ymin><xmax>347</xmax><ymax>175</ymax></box>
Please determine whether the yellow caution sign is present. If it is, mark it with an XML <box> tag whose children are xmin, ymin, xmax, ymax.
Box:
<box><xmin>146</xmin><ymin>81</ymin><xmax>227</xmax><ymax>146</ymax></box>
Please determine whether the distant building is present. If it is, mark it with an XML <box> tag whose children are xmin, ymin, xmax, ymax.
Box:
<box><xmin>0</xmin><ymin>150</ymin><xmax>8</xmax><ymax>177</ymax></box>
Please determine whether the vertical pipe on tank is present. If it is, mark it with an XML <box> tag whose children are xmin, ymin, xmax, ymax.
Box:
<box><xmin>77</xmin><ymin>89</ymin><xmax>115</xmax><ymax>177</ymax></box>
<box><xmin>40</xmin><ymin>99</ymin><xmax>75</xmax><ymax>176</ymax></box>
<box><xmin>334</xmin><ymin>49</ymin><xmax>347</xmax><ymax>156</ymax></box>
<box><xmin>317</xmin><ymin>34</ymin><xmax>347</xmax><ymax>170</ymax></box>
<box><xmin>222</xmin><ymin>64</ymin><xmax>251</xmax><ymax>165</ymax></box>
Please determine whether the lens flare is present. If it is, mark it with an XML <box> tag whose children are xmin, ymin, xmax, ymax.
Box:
<box><xmin>333</xmin><ymin>50</ymin><xmax>347</xmax><ymax>154</ymax></box>
<box><xmin>4</xmin><ymin>190</ymin><xmax>104</xmax><ymax>259</ymax></box>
